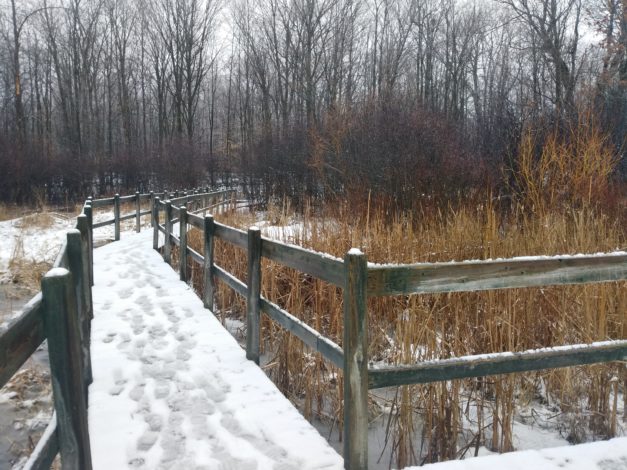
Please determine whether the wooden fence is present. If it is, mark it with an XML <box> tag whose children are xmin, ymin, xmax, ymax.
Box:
<box><xmin>0</xmin><ymin>188</ymin><xmax>233</xmax><ymax>469</ymax></box>
<box><xmin>1</xmin><ymin>189</ymin><xmax>624</xmax><ymax>470</ymax></box>
<box><xmin>0</xmin><ymin>202</ymin><xmax>94</xmax><ymax>469</ymax></box>
<box><xmin>155</xmin><ymin>193</ymin><xmax>627</xmax><ymax>470</ymax></box>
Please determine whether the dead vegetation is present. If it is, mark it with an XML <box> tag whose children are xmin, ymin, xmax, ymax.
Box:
<box><xmin>179</xmin><ymin>128</ymin><xmax>626</xmax><ymax>467</ymax></box>
<box><xmin>184</xmin><ymin>197</ymin><xmax>625</xmax><ymax>467</ymax></box>
<box><xmin>0</xmin><ymin>362</ymin><xmax>54</xmax><ymax>469</ymax></box>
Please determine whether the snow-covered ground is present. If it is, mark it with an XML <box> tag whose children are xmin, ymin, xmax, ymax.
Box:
<box><xmin>414</xmin><ymin>436</ymin><xmax>627</xmax><ymax>470</ymax></box>
<box><xmin>0</xmin><ymin>213</ymin><xmax>74</xmax><ymax>286</ymax></box>
<box><xmin>89</xmin><ymin>230</ymin><xmax>343</xmax><ymax>469</ymax></box>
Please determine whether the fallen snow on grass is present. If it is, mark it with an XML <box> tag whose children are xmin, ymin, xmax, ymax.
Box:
<box><xmin>89</xmin><ymin>230</ymin><xmax>343</xmax><ymax>470</ymax></box>
<box><xmin>0</xmin><ymin>214</ymin><xmax>75</xmax><ymax>284</ymax></box>
<box><xmin>413</xmin><ymin>436</ymin><xmax>627</xmax><ymax>470</ymax></box>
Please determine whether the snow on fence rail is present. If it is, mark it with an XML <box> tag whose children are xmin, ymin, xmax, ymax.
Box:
<box><xmin>154</xmin><ymin>197</ymin><xmax>627</xmax><ymax>470</ymax></box>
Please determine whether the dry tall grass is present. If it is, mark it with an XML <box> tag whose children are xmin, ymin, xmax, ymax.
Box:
<box><xmin>181</xmin><ymin>195</ymin><xmax>626</xmax><ymax>467</ymax></box>
<box><xmin>178</xmin><ymin>118</ymin><xmax>627</xmax><ymax>467</ymax></box>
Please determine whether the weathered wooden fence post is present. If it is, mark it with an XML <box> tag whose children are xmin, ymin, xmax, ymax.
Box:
<box><xmin>66</xmin><ymin>229</ymin><xmax>93</xmax><ymax>392</ymax></box>
<box><xmin>153</xmin><ymin>197</ymin><xmax>160</xmax><ymax>251</ymax></box>
<box><xmin>179</xmin><ymin>205</ymin><xmax>188</xmax><ymax>282</ymax></box>
<box><xmin>42</xmin><ymin>268</ymin><xmax>93</xmax><ymax>470</ymax></box>
<box><xmin>149</xmin><ymin>192</ymin><xmax>154</xmax><ymax>227</ymax></box>
<box><xmin>203</xmin><ymin>215</ymin><xmax>215</xmax><ymax>310</ymax></box>
<box><xmin>113</xmin><ymin>194</ymin><xmax>120</xmax><ymax>241</ymax></box>
<box><xmin>83</xmin><ymin>202</ymin><xmax>94</xmax><ymax>286</ymax></box>
<box><xmin>343</xmin><ymin>249</ymin><xmax>369</xmax><ymax>470</ymax></box>
<box><xmin>246</xmin><ymin>227</ymin><xmax>261</xmax><ymax>364</ymax></box>
<box><xmin>76</xmin><ymin>215</ymin><xmax>93</xmax><ymax>320</ymax></box>
<box><xmin>135</xmin><ymin>191</ymin><xmax>141</xmax><ymax>233</ymax></box>
<box><xmin>164</xmin><ymin>200</ymin><xmax>172</xmax><ymax>263</ymax></box>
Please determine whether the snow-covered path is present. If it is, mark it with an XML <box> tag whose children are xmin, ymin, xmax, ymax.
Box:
<box><xmin>88</xmin><ymin>231</ymin><xmax>343</xmax><ymax>470</ymax></box>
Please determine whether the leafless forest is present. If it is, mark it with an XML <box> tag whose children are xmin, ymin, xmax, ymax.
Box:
<box><xmin>1</xmin><ymin>0</ymin><xmax>625</xmax><ymax>205</ymax></box>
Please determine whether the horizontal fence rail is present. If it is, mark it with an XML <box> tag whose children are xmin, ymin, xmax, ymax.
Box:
<box><xmin>260</xmin><ymin>297</ymin><xmax>344</xmax><ymax>369</ymax></box>
<box><xmin>261</xmin><ymin>238</ymin><xmax>345</xmax><ymax>287</ymax></box>
<box><xmin>0</xmin><ymin>295</ymin><xmax>44</xmax><ymax>388</ymax></box>
<box><xmin>368</xmin><ymin>340</ymin><xmax>627</xmax><ymax>389</ymax></box>
<box><xmin>367</xmin><ymin>253</ymin><xmax>627</xmax><ymax>296</ymax></box>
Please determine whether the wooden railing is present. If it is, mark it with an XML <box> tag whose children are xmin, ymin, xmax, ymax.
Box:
<box><xmin>0</xmin><ymin>202</ymin><xmax>93</xmax><ymax>469</ymax></box>
<box><xmin>3</xmin><ymin>188</ymin><xmax>623</xmax><ymax>470</ymax></box>
<box><xmin>0</xmin><ymin>188</ymin><xmax>237</xmax><ymax>469</ymax></box>
<box><xmin>155</xmin><ymin>195</ymin><xmax>627</xmax><ymax>470</ymax></box>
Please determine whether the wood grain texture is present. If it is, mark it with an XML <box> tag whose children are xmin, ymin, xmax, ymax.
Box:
<box><xmin>179</xmin><ymin>206</ymin><xmax>188</xmax><ymax>282</ymax></box>
<box><xmin>246</xmin><ymin>228</ymin><xmax>261</xmax><ymax>364</ymax></box>
<box><xmin>260</xmin><ymin>298</ymin><xmax>343</xmax><ymax>369</ymax></box>
<box><xmin>214</xmin><ymin>222</ymin><xmax>247</xmax><ymax>249</ymax></box>
<box><xmin>153</xmin><ymin>197</ymin><xmax>160</xmax><ymax>250</ymax></box>
<box><xmin>367</xmin><ymin>254</ymin><xmax>627</xmax><ymax>296</ymax></box>
<box><xmin>135</xmin><ymin>191</ymin><xmax>141</xmax><ymax>233</ymax></box>
<box><xmin>42</xmin><ymin>269</ymin><xmax>92</xmax><ymax>469</ymax></box>
<box><xmin>203</xmin><ymin>215</ymin><xmax>216</xmax><ymax>310</ymax></box>
<box><xmin>0</xmin><ymin>295</ymin><xmax>44</xmax><ymax>389</ymax></box>
<box><xmin>67</xmin><ymin>230</ymin><xmax>92</xmax><ymax>390</ymax></box>
<box><xmin>213</xmin><ymin>264</ymin><xmax>247</xmax><ymax>297</ymax></box>
<box><xmin>164</xmin><ymin>201</ymin><xmax>172</xmax><ymax>263</ymax></box>
<box><xmin>368</xmin><ymin>340</ymin><xmax>627</xmax><ymax>389</ymax></box>
<box><xmin>114</xmin><ymin>194</ymin><xmax>120</xmax><ymax>241</ymax></box>
<box><xmin>261</xmin><ymin>238</ymin><xmax>344</xmax><ymax>287</ymax></box>
<box><xmin>343</xmin><ymin>250</ymin><xmax>369</xmax><ymax>470</ymax></box>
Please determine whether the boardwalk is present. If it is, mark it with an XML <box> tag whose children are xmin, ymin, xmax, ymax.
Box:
<box><xmin>88</xmin><ymin>230</ymin><xmax>343</xmax><ymax>470</ymax></box>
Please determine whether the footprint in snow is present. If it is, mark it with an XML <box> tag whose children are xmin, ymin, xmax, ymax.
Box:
<box><xmin>102</xmin><ymin>332</ymin><xmax>116</xmax><ymax>343</ymax></box>
<box><xmin>134</xmin><ymin>295</ymin><xmax>152</xmax><ymax>311</ymax></box>
<box><xmin>212</xmin><ymin>450</ymin><xmax>258</xmax><ymax>470</ymax></box>
<box><xmin>137</xmin><ymin>430</ymin><xmax>159</xmax><ymax>451</ymax></box>
<box><xmin>116</xmin><ymin>333</ymin><xmax>132</xmax><ymax>350</ymax></box>
<box><xmin>176</xmin><ymin>347</ymin><xmax>191</xmax><ymax>362</ymax></box>
<box><xmin>144</xmin><ymin>413</ymin><xmax>164</xmax><ymax>432</ymax></box>
<box><xmin>148</xmin><ymin>324</ymin><xmax>168</xmax><ymax>338</ymax></box>
<box><xmin>118</xmin><ymin>287</ymin><xmax>133</xmax><ymax>299</ymax></box>
<box><xmin>109</xmin><ymin>370</ymin><xmax>127</xmax><ymax>396</ymax></box>
<box><xmin>159</xmin><ymin>301</ymin><xmax>175</xmax><ymax>315</ymax></box>
<box><xmin>127</xmin><ymin>457</ymin><xmax>145</xmax><ymax>468</ymax></box>
<box><xmin>154</xmin><ymin>381</ymin><xmax>170</xmax><ymax>399</ymax></box>
<box><xmin>129</xmin><ymin>384</ymin><xmax>146</xmax><ymax>401</ymax></box>
<box><xmin>195</xmin><ymin>377</ymin><xmax>227</xmax><ymax>403</ymax></box>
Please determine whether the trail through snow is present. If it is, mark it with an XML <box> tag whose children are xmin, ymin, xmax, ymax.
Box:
<box><xmin>89</xmin><ymin>231</ymin><xmax>343</xmax><ymax>470</ymax></box>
